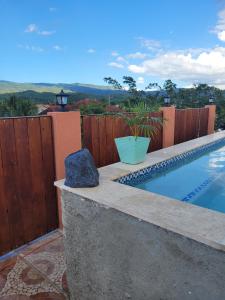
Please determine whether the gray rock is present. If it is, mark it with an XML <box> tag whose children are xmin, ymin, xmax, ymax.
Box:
<box><xmin>64</xmin><ymin>148</ymin><xmax>99</xmax><ymax>188</ymax></box>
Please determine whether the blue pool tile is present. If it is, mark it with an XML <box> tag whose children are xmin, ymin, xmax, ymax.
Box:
<box><xmin>115</xmin><ymin>138</ymin><xmax>225</xmax><ymax>187</ymax></box>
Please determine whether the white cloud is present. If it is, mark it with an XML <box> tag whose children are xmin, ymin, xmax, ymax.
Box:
<box><xmin>127</xmin><ymin>52</ymin><xmax>147</xmax><ymax>59</ymax></box>
<box><xmin>111</xmin><ymin>51</ymin><xmax>119</xmax><ymax>56</ymax></box>
<box><xmin>25</xmin><ymin>24</ymin><xmax>38</xmax><ymax>33</ymax></box>
<box><xmin>137</xmin><ymin>76</ymin><xmax>145</xmax><ymax>84</ymax></box>
<box><xmin>25</xmin><ymin>24</ymin><xmax>55</xmax><ymax>36</ymax></box>
<box><xmin>212</xmin><ymin>8</ymin><xmax>225</xmax><ymax>41</ymax></box>
<box><xmin>117</xmin><ymin>56</ymin><xmax>124</xmax><ymax>61</ymax></box>
<box><xmin>87</xmin><ymin>48</ymin><xmax>96</xmax><ymax>53</ymax></box>
<box><xmin>18</xmin><ymin>44</ymin><xmax>44</xmax><ymax>52</ymax></box>
<box><xmin>128</xmin><ymin>47</ymin><xmax>225</xmax><ymax>88</ymax></box>
<box><xmin>53</xmin><ymin>45</ymin><xmax>63</xmax><ymax>51</ymax></box>
<box><xmin>108</xmin><ymin>62</ymin><xmax>124</xmax><ymax>69</ymax></box>
<box><xmin>116</xmin><ymin>56</ymin><xmax>128</xmax><ymax>64</ymax></box>
<box><xmin>39</xmin><ymin>30</ymin><xmax>55</xmax><ymax>36</ymax></box>
<box><xmin>218</xmin><ymin>30</ymin><xmax>225</xmax><ymax>42</ymax></box>
<box><xmin>138</xmin><ymin>37</ymin><xmax>161</xmax><ymax>51</ymax></box>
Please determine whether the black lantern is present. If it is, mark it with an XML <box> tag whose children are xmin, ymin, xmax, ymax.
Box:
<box><xmin>209</xmin><ymin>97</ymin><xmax>214</xmax><ymax>105</ymax></box>
<box><xmin>164</xmin><ymin>96</ymin><xmax>171</xmax><ymax>107</ymax></box>
<box><xmin>56</xmin><ymin>89</ymin><xmax>69</xmax><ymax>110</ymax></box>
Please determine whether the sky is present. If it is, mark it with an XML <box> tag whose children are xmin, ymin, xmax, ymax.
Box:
<box><xmin>1</xmin><ymin>0</ymin><xmax>225</xmax><ymax>88</ymax></box>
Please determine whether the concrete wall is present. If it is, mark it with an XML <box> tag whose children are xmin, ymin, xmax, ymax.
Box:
<box><xmin>48</xmin><ymin>111</ymin><xmax>81</xmax><ymax>227</ymax></box>
<box><xmin>205</xmin><ymin>105</ymin><xmax>216</xmax><ymax>134</ymax></box>
<box><xmin>62</xmin><ymin>190</ymin><xmax>225</xmax><ymax>300</ymax></box>
<box><xmin>161</xmin><ymin>106</ymin><xmax>175</xmax><ymax>148</ymax></box>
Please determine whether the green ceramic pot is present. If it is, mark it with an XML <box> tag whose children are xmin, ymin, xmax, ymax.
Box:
<box><xmin>115</xmin><ymin>136</ymin><xmax>150</xmax><ymax>164</ymax></box>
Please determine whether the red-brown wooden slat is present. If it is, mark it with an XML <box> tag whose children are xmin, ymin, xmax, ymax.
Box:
<box><xmin>199</xmin><ymin>108</ymin><xmax>209</xmax><ymax>137</ymax></box>
<box><xmin>82</xmin><ymin>116</ymin><xmax>92</xmax><ymax>153</ymax></box>
<box><xmin>105</xmin><ymin>116</ymin><xmax>115</xmax><ymax>165</ymax></box>
<box><xmin>0</xmin><ymin>116</ymin><xmax>57</xmax><ymax>256</ymax></box>
<box><xmin>112</xmin><ymin>117</ymin><xmax>121</xmax><ymax>163</ymax></box>
<box><xmin>40</xmin><ymin>117</ymin><xmax>58</xmax><ymax>232</ymax></box>
<box><xmin>0</xmin><ymin>119</ymin><xmax>25</xmax><ymax>249</ymax></box>
<box><xmin>14</xmin><ymin>118</ymin><xmax>34</xmax><ymax>242</ymax></box>
<box><xmin>91</xmin><ymin>116</ymin><xmax>100</xmax><ymax>167</ymax></box>
<box><xmin>185</xmin><ymin>109</ymin><xmax>194</xmax><ymax>141</ymax></box>
<box><xmin>192</xmin><ymin>109</ymin><xmax>200</xmax><ymax>139</ymax></box>
<box><xmin>98</xmin><ymin>117</ymin><xmax>107</xmax><ymax>167</ymax></box>
<box><xmin>175</xmin><ymin>109</ymin><xmax>187</xmax><ymax>144</ymax></box>
<box><xmin>174</xmin><ymin>107</ymin><xmax>209</xmax><ymax>144</ymax></box>
<box><xmin>27</xmin><ymin>117</ymin><xmax>47</xmax><ymax>237</ymax></box>
<box><xmin>149</xmin><ymin>111</ymin><xmax>163</xmax><ymax>152</ymax></box>
<box><xmin>0</xmin><ymin>123</ymin><xmax>11</xmax><ymax>255</ymax></box>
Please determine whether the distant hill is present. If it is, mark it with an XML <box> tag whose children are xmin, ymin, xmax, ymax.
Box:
<box><xmin>0</xmin><ymin>80</ymin><xmax>123</xmax><ymax>96</ymax></box>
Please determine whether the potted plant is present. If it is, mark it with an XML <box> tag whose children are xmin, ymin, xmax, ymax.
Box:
<box><xmin>115</xmin><ymin>102</ymin><xmax>163</xmax><ymax>164</ymax></box>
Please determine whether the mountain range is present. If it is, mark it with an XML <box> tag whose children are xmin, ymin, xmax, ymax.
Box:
<box><xmin>0</xmin><ymin>80</ymin><xmax>123</xmax><ymax>96</ymax></box>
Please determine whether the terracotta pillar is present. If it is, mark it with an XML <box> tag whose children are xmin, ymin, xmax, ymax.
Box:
<box><xmin>48</xmin><ymin>111</ymin><xmax>82</xmax><ymax>228</ymax></box>
<box><xmin>205</xmin><ymin>105</ymin><xmax>216</xmax><ymax>134</ymax></box>
<box><xmin>161</xmin><ymin>106</ymin><xmax>176</xmax><ymax>148</ymax></box>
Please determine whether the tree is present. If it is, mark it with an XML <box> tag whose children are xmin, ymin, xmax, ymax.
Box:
<box><xmin>79</xmin><ymin>102</ymin><xmax>106</xmax><ymax>115</ymax></box>
<box><xmin>163</xmin><ymin>79</ymin><xmax>177</xmax><ymax>104</ymax></box>
<box><xmin>104</xmin><ymin>76</ymin><xmax>150</xmax><ymax>105</ymax></box>
<box><xmin>0</xmin><ymin>96</ymin><xmax>37</xmax><ymax>117</ymax></box>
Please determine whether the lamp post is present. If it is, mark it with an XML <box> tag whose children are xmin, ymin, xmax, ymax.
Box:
<box><xmin>209</xmin><ymin>97</ymin><xmax>214</xmax><ymax>105</ymax></box>
<box><xmin>56</xmin><ymin>89</ymin><xmax>69</xmax><ymax>111</ymax></box>
<box><xmin>164</xmin><ymin>96</ymin><xmax>171</xmax><ymax>107</ymax></box>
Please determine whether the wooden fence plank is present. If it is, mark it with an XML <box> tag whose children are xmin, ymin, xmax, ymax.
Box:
<box><xmin>98</xmin><ymin>117</ymin><xmax>107</xmax><ymax>167</ymax></box>
<box><xmin>40</xmin><ymin>117</ymin><xmax>58</xmax><ymax>232</ymax></box>
<box><xmin>199</xmin><ymin>107</ymin><xmax>209</xmax><ymax>137</ymax></box>
<box><xmin>105</xmin><ymin>116</ymin><xmax>115</xmax><ymax>165</ymax></box>
<box><xmin>175</xmin><ymin>107</ymin><xmax>209</xmax><ymax>144</ymax></box>
<box><xmin>112</xmin><ymin>117</ymin><xmax>121</xmax><ymax>163</ymax></box>
<box><xmin>0</xmin><ymin>124</ymin><xmax>11</xmax><ymax>255</ymax></box>
<box><xmin>14</xmin><ymin>118</ymin><xmax>34</xmax><ymax>242</ymax></box>
<box><xmin>0</xmin><ymin>116</ymin><xmax>57</xmax><ymax>255</ymax></box>
<box><xmin>0</xmin><ymin>119</ymin><xmax>25</xmax><ymax>249</ymax></box>
<box><xmin>185</xmin><ymin>109</ymin><xmax>198</xmax><ymax>141</ymax></box>
<box><xmin>82</xmin><ymin>116</ymin><xmax>92</xmax><ymax>154</ymax></box>
<box><xmin>175</xmin><ymin>109</ymin><xmax>187</xmax><ymax>144</ymax></box>
<box><xmin>149</xmin><ymin>111</ymin><xmax>163</xmax><ymax>152</ymax></box>
<box><xmin>27</xmin><ymin>117</ymin><xmax>47</xmax><ymax>237</ymax></box>
<box><xmin>91</xmin><ymin>116</ymin><xmax>100</xmax><ymax>167</ymax></box>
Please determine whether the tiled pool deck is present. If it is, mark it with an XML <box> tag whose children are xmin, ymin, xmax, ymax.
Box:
<box><xmin>0</xmin><ymin>230</ymin><xmax>69</xmax><ymax>299</ymax></box>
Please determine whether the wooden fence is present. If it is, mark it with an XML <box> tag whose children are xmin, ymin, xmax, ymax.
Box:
<box><xmin>82</xmin><ymin>107</ymin><xmax>210</xmax><ymax>167</ymax></box>
<box><xmin>174</xmin><ymin>108</ymin><xmax>209</xmax><ymax>144</ymax></box>
<box><xmin>0</xmin><ymin>116</ymin><xmax>58</xmax><ymax>255</ymax></box>
<box><xmin>82</xmin><ymin>112</ymin><xmax>163</xmax><ymax>167</ymax></box>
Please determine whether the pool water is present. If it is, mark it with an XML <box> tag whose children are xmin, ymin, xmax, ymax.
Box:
<box><xmin>135</xmin><ymin>145</ymin><xmax>225</xmax><ymax>214</ymax></box>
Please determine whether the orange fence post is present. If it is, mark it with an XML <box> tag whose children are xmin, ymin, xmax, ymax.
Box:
<box><xmin>48</xmin><ymin>111</ymin><xmax>82</xmax><ymax>228</ymax></box>
<box><xmin>205</xmin><ymin>105</ymin><xmax>216</xmax><ymax>134</ymax></box>
<box><xmin>161</xmin><ymin>106</ymin><xmax>175</xmax><ymax>148</ymax></box>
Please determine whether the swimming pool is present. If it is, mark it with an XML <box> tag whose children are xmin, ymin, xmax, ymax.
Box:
<box><xmin>117</xmin><ymin>138</ymin><xmax>225</xmax><ymax>214</ymax></box>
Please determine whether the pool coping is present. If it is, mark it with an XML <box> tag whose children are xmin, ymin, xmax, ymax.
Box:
<box><xmin>55</xmin><ymin>131</ymin><xmax>225</xmax><ymax>252</ymax></box>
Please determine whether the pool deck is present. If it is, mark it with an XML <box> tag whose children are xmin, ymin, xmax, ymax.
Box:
<box><xmin>56</xmin><ymin>131</ymin><xmax>225</xmax><ymax>252</ymax></box>
<box><xmin>0</xmin><ymin>230</ymin><xmax>69</xmax><ymax>299</ymax></box>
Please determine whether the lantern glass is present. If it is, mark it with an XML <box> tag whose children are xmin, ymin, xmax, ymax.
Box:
<box><xmin>56</xmin><ymin>95</ymin><xmax>61</xmax><ymax>105</ymax></box>
<box><xmin>56</xmin><ymin>90</ymin><xmax>69</xmax><ymax>107</ymax></box>
<box><xmin>164</xmin><ymin>96</ymin><xmax>170</xmax><ymax>105</ymax></box>
<box><xmin>61</xmin><ymin>96</ymin><xmax>68</xmax><ymax>105</ymax></box>
<box><xmin>209</xmin><ymin>97</ymin><xmax>214</xmax><ymax>104</ymax></box>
